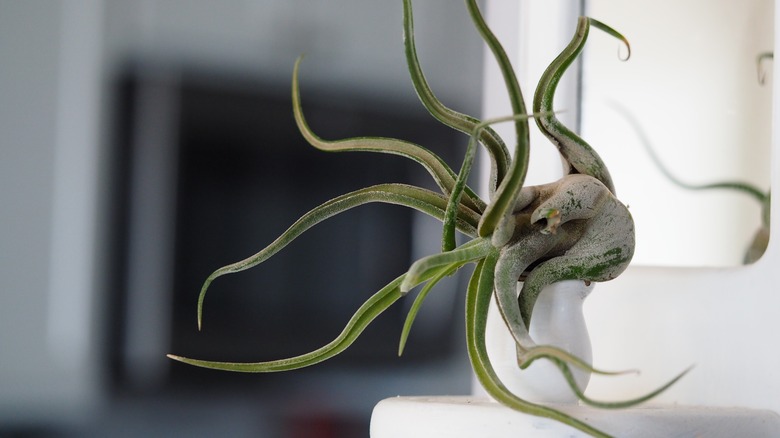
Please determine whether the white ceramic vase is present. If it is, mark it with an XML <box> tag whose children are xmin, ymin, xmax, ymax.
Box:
<box><xmin>480</xmin><ymin>279</ymin><xmax>594</xmax><ymax>404</ymax></box>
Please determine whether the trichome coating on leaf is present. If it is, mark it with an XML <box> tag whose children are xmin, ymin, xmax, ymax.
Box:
<box><xmin>168</xmin><ymin>2</ymin><xmax>688</xmax><ymax>437</ymax></box>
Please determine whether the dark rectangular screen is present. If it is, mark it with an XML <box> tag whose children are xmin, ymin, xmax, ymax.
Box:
<box><xmin>110</xmin><ymin>67</ymin><xmax>470</xmax><ymax>390</ymax></box>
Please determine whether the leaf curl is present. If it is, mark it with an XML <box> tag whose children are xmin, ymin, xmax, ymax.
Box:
<box><xmin>293</xmin><ymin>57</ymin><xmax>485</xmax><ymax>213</ymax></box>
<box><xmin>517</xmin><ymin>345</ymin><xmax>638</xmax><ymax>377</ymax></box>
<box><xmin>465</xmin><ymin>0</ymin><xmax>534</xmax><ymax>239</ymax></box>
<box><xmin>169</xmin><ymin>275</ymin><xmax>406</xmax><ymax>372</ymax></box>
<box><xmin>555</xmin><ymin>358</ymin><xmax>693</xmax><ymax>410</ymax></box>
<box><xmin>196</xmin><ymin>183</ymin><xmax>481</xmax><ymax>329</ymax></box>
<box><xmin>402</xmin><ymin>0</ymin><xmax>510</xmax><ymax>193</ymax></box>
<box><xmin>533</xmin><ymin>17</ymin><xmax>631</xmax><ymax>194</ymax></box>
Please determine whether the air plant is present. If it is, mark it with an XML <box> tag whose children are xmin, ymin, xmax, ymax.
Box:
<box><xmin>168</xmin><ymin>1</ymin><xmax>687</xmax><ymax>436</ymax></box>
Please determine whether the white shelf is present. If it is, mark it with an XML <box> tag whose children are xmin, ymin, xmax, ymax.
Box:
<box><xmin>371</xmin><ymin>396</ymin><xmax>780</xmax><ymax>437</ymax></box>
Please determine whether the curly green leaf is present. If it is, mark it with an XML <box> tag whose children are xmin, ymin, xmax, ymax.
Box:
<box><xmin>466</xmin><ymin>0</ymin><xmax>535</xmax><ymax>239</ymax></box>
<box><xmin>403</xmin><ymin>0</ymin><xmax>510</xmax><ymax>192</ymax></box>
<box><xmin>518</xmin><ymin>345</ymin><xmax>638</xmax><ymax>377</ymax></box>
<box><xmin>555</xmin><ymin>358</ymin><xmax>694</xmax><ymax>410</ymax></box>
<box><xmin>443</xmin><ymin>112</ymin><xmax>551</xmax><ymax>252</ymax></box>
<box><xmin>169</xmin><ymin>275</ymin><xmax>405</xmax><ymax>372</ymax></box>
<box><xmin>401</xmin><ymin>237</ymin><xmax>492</xmax><ymax>293</ymax></box>
<box><xmin>533</xmin><ymin>17</ymin><xmax>630</xmax><ymax>194</ymax></box>
<box><xmin>293</xmin><ymin>57</ymin><xmax>485</xmax><ymax>213</ymax></box>
<box><xmin>197</xmin><ymin>183</ymin><xmax>481</xmax><ymax>329</ymax></box>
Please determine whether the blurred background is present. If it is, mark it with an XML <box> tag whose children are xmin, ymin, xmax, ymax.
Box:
<box><xmin>0</xmin><ymin>1</ymin><xmax>487</xmax><ymax>436</ymax></box>
<box><xmin>2</xmin><ymin>0</ymin><xmax>775</xmax><ymax>436</ymax></box>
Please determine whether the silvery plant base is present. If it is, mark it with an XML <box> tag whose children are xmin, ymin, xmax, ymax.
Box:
<box><xmin>370</xmin><ymin>396</ymin><xmax>780</xmax><ymax>437</ymax></box>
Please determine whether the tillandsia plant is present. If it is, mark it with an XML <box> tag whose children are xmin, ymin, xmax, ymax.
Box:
<box><xmin>168</xmin><ymin>1</ymin><xmax>688</xmax><ymax>436</ymax></box>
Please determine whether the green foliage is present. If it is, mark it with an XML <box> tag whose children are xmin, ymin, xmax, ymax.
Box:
<box><xmin>168</xmin><ymin>2</ymin><xmax>687</xmax><ymax>436</ymax></box>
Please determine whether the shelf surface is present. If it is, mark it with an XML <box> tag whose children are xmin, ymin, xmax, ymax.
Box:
<box><xmin>370</xmin><ymin>396</ymin><xmax>780</xmax><ymax>437</ymax></box>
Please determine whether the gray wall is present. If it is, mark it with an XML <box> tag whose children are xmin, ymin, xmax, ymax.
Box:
<box><xmin>0</xmin><ymin>1</ymin><xmax>103</xmax><ymax>425</ymax></box>
<box><xmin>0</xmin><ymin>0</ymin><xmax>484</xmax><ymax>432</ymax></box>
